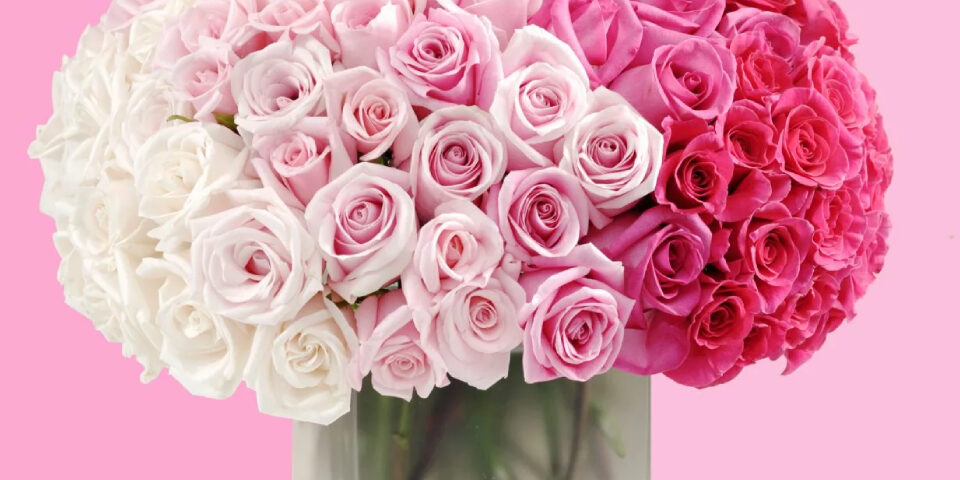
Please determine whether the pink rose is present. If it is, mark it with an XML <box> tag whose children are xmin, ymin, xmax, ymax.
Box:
<box><xmin>589</xmin><ymin>206</ymin><xmax>712</xmax><ymax>317</ymax></box>
<box><xmin>628</xmin><ymin>0</ymin><xmax>725</xmax><ymax>61</ymax></box>
<box><xmin>348</xmin><ymin>290</ymin><xmax>449</xmax><ymax>400</ymax></box>
<box><xmin>378</xmin><ymin>3</ymin><xmax>503</xmax><ymax>110</ymax></box>
<box><xmin>719</xmin><ymin>9</ymin><xmax>802</xmax><ymax>64</ymax></box>
<box><xmin>780</xmin><ymin>270</ymin><xmax>843</xmax><ymax>374</ymax></box>
<box><xmin>730</xmin><ymin>31</ymin><xmax>792</xmax><ymax>101</ymax></box>
<box><xmin>324</xmin><ymin>67</ymin><xmax>419</xmax><ymax>163</ymax></box>
<box><xmin>799</xmin><ymin>53</ymin><xmax>870</xmax><ymax>139</ymax></box>
<box><xmin>401</xmin><ymin>200</ymin><xmax>505</xmax><ymax>312</ymax></box>
<box><xmin>484</xmin><ymin>168</ymin><xmax>593</xmax><ymax>262</ymax></box>
<box><xmin>329</xmin><ymin>0</ymin><xmax>416</xmax><ymax>69</ymax></box>
<box><xmin>611</xmin><ymin>37</ymin><xmax>736</xmax><ymax>127</ymax></box>
<box><xmin>409</xmin><ymin>107</ymin><xmax>507</xmax><ymax>217</ymax></box>
<box><xmin>190</xmin><ymin>188</ymin><xmax>324</xmax><ymax>326</ymax></box>
<box><xmin>772</xmin><ymin>88</ymin><xmax>853</xmax><ymax>190</ymax></box>
<box><xmin>156</xmin><ymin>0</ymin><xmax>267</xmax><ymax>71</ymax></box>
<box><xmin>720</xmin><ymin>99</ymin><xmax>779</xmax><ymax>171</ymax></box>
<box><xmin>232</xmin><ymin>37</ymin><xmax>334</xmax><ymax>135</ymax></box>
<box><xmin>664</xmin><ymin>279</ymin><xmax>761</xmax><ymax>388</ymax></box>
<box><xmin>804</xmin><ymin>184</ymin><xmax>866</xmax><ymax>271</ymax></box>
<box><xmin>102</xmin><ymin>0</ymin><xmax>168</xmax><ymax>31</ymax></box>
<box><xmin>559</xmin><ymin>89</ymin><xmax>664</xmax><ymax>220</ymax></box>
<box><xmin>171</xmin><ymin>41</ymin><xmax>238</xmax><ymax>121</ymax></box>
<box><xmin>729</xmin><ymin>203</ymin><xmax>814</xmax><ymax>313</ymax></box>
<box><xmin>304</xmin><ymin>163</ymin><xmax>418</xmax><ymax>302</ymax></box>
<box><xmin>530</xmin><ymin>0</ymin><xmax>645</xmax><ymax>87</ymax></box>
<box><xmin>655</xmin><ymin>133</ymin><xmax>734</xmax><ymax>215</ymax></box>
<box><xmin>249</xmin><ymin>117</ymin><xmax>357</xmax><ymax>207</ymax></box>
<box><xmin>850</xmin><ymin>212</ymin><xmax>889</xmax><ymax>298</ymax></box>
<box><xmin>426</xmin><ymin>269</ymin><xmax>525</xmax><ymax>389</ymax></box>
<box><xmin>490</xmin><ymin>26</ymin><xmax>591</xmax><ymax>169</ymax></box>
<box><xmin>519</xmin><ymin>246</ymin><xmax>634</xmax><ymax>382</ymax></box>
<box><xmin>240</xmin><ymin>0</ymin><xmax>338</xmax><ymax>52</ymax></box>
<box><xmin>428</xmin><ymin>0</ymin><xmax>545</xmax><ymax>45</ymax></box>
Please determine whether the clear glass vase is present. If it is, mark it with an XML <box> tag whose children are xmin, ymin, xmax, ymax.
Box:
<box><xmin>292</xmin><ymin>366</ymin><xmax>650</xmax><ymax>480</ymax></box>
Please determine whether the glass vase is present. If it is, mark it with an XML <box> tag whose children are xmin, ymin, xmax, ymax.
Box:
<box><xmin>292</xmin><ymin>366</ymin><xmax>650</xmax><ymax>480</ymax></box>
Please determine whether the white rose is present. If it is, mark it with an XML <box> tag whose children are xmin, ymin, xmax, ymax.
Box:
<box><xmin>120</xmin><ymin>74</ymin><xmax>193</xmax><ymax>167</ymax></box>
<box><xmin>191</xmin><ymin>188</ymin><xmax>324</xmax><ymax>326</ymax></box>
<box><xmin>245</xmin><ymin>297</ymin><xmax>358</xmax><ymax>424</ymax></box>
<box><xmin>559</xmin><ymin>88</ymin><xmax>664</xmax><ymax>221</ymax></box>
<box><xmin>69</xmin><ymin>175</ymin><xmax>155</xmax><ymax>259</ymax></box>
<box><xmin>140</xmin><ymin>254</ymin><xmax>254</xmax><ymax>399</ymax></box>
<box><xmin>134</xmin><ymin>122</ymin><xmax>254</xmax><ymax>252</ymax></box>
<box><xmin>232</xmin><ymin>36</ymin><xmax>334</xmax><ymax>136</ymax></box>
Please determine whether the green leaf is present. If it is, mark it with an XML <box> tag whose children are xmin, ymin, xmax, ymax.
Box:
<box><xmin>213</xmin><ymin>112</ymin><xmax>239</xmax><ymax>133</ymax></box>
<box><xmin>590</xmin><ymin>403</ymin><xmax>627</xmax><ymax>459</ymax></box>
<box><xmin>166</xmin><ymin>115</ymin><xmax>196</xmax><ymax>124</ymax></box>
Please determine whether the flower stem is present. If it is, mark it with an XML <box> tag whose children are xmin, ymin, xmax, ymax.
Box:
<box><xmin>392</xmin><ymin>400</ymin><xmax>413</xmax><ymax>480</ymax></box>
<box><xmin>564</xmin><ymin>382</ymin><xmax>591</xmax><ymax>480</ymax></box>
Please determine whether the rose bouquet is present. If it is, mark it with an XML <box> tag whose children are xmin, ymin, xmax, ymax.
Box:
<box><xmin>31</xmin><ymin>0</ymin><xmax>891</xmax><ymax>477</ymax></box>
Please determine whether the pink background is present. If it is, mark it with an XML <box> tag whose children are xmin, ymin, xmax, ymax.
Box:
<box><xmin>1</xmin><ymin>1</ymin><xmax>957</xmax><ymax>478</ymax></box>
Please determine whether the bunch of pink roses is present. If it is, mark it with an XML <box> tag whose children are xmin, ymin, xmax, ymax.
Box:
<box><xmin>32</xmin><ymin>0</ymin><xmax>891</xmax><ymax>423</ymax></box>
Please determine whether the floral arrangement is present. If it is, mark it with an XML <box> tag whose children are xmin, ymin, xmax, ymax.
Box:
<box><xmin>30</xmin><ymin>0</ymin><xmax>891</xmax><ymax>425</ymax></box>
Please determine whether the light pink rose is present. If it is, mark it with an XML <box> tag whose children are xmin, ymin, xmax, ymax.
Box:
<box><xmin>377</xmin><ymin>2</ymin><xmax>503</xmax><ymax>110</ymax></box>
<box><xmin>484</xmin><ymin>167</ymin><xmax>593</xmax><ymax>262</ymax></box>
<box><xmin>559</xmin><ymin>88</ymin><xmax>664</xmax><ymax>221</ymax></box>
<box><xmin>427</xmin><ymin>0</ymin><xmax>544</xmax><ymax>45</ymax></box>
<box><xmin>409</xmin><ymin>106</ymin><xmax>507</xmax><ymax>217</ymax></box>
<box><xmin>401</xmin><ymin>200</ymin><xmax>504</xmax><ymax>312</ymax></box>
<box><xmin>171</xmin><ymin>41</ymin><xmax>238</xmax><ymax>121</ymax></box>
<box><xmin>729</xmin><ymin>203</ymin><xmax>815</xmax><ymax>313</ymax></box>
<box><xmin>190</xmin><ymin>188</ymin><xmax>324</xmax><ymax>326</ymax></box>
<box><xmin>250</xmin><ymin>117</ymin><xmax>357</xmax><ymax>208</ymax></box>
<box><xmin>664</xmin><ymin>279</ymin><xmax>761</xmax><ymax>388</ymax></box>
<box><xmin>772</xmin><ymin>88</ymin><xmax>853</xmax><ymax>190</ymax></box>
<box><xmin>156</xmin><ymin>0</ymin><xmax>267</xmax><ymax>71</ymax></box>
<box><xmin>304</xmin><ymin>163</ymin><xmax>418</xmax><ymax>302</ymax></box>
<box><xmin>329</xmin><ymin>0</ymin><xmax>416</xmax><ymax>69</ymax></box>
<box><xmin>490</xmin><ymin>26</ymin><xmax>591</xmax><ymax>169</ymax></box>
<box><xmin>348</xmin><ymin>290</ymin><xmax>449</xmax><ymax>400</ymax></box>
<box><xmin>239</xmin><ymin>0</ymin><xmax>339</xmax><ymax>52</ymax></box>
<box><xmin>611</xmin><ymin>37</ymin><xmax>736</xmax><ymax>127</ymax></box>
<box><xmin>425</xmin><ymin>269</ymin><xmax>524</xmax><ymax>389</ymax></box>
<box><xmin>518</xmin><ymin>245</ymin><xmax>634</xmax><ymax>382</ymax></box>
<box><xmin>324</xmin><ymin>67</ymin><xmax>419</xmax><ymax>163</ymax></box>
<box><xmin>102</xmin><ymin>0</ymin><xmax>168</xmax><ymax>31</ymax></box>
<box><xmin>530</xmin><ymin>0</ymin><xmax>645</xmax><ymax>87</ymax></box>
<box><xmin>232</xmin><ymin>37</ymin><xmax>334</xmax><ymax>135</ymax></box>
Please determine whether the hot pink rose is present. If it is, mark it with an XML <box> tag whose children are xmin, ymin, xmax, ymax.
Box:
<box><xmin>719</xmin><ymin>9</ymin><xmax>802</xmax><ymax>64</ymax></box>
<box><xmin>401</xmin><ymin>200</ymin><xmax>505</xmax><ymax>312</ymax></box>
<box><xmin>664</xmin><ymin>279</ymin><xmax>761</xmax><ymax>388</ymax></box>
<box><xmin>589</xmin><ymin>206</ymin><xmax>712</xmax><ymax>318</ymax></box>
<box><xmin>530</xmin><ymin>0</ymin><xmax>645</xmax><ymax>87</ymax></box>
<box><xmin>785</xmin><ymin>0</ymin><xmax>853</xmax><ymax>51</ymax></box>
<box><xmin>426</xmin><ymin>269</ymin><xmax>525</xmax><ymax>389</ymax></box>
<box><xmin>324</xmin><ymin>67</ymin><xmax>419</xmax><ymax>163</ymax></box>
<box><xmin>780</xmin><ymin>270</ymin><xmax>844</xmax><ymax>374</ymax></box>
<box><xmin>772</xmin><ymin>88</ymin><xmax>853</xmax><ymax>190</ymax></box>
<box><xmin>484</xmin><ymin>168</ymin><xmax>593</xmax><ymax>262</ymax></box>
<box><xmin>559</xmin><ymin>89</ymin><xmax>664</xmax><ymax>220</ymax></box>
<box><xmin>518</xmin><ymin>246</ymin><xmax>635</xmax><ymax>382</ymax></box>
<box><xmin>730</xmin><ymin>31</ymin><xmax>792</xmax><ymax>101</ymax></box>
<box><xmin>249</xmin><ymin>117</ymin><xmax>357</xmax><ymax>207</ymax></box>
<box><xmin>850</xmin><ymin>212</ymin><xmax>889</xmax><ymax>298</ymax></box>
<box><xmin>805</xmin><ymin>184</ymin><xmax>866</xmax><ymax>271</ymax></box>
<box><xmin>378</xmin><ymin>3</ymin><xmax>503</xmax><ymax>110</ymax></box>
<box><xmin>490</xmin><ymin>26</ymin><xmax>591</xmax><ymax>169</ymax></box>
<box><xmin>730</xmin><ymin>203</ymin><xmax>814</xmax><ymax>313</ymax></box>
<box><xmin>348</xmin><ymin>290</ymin><xmax>449</xmax><ymax>400</ymax></box>
<box><xmin>655</xmin><ymin>133</ymin><xmax>734</xmax><ymax>215</ymax></box>
<box><xmin>720</xmin><ymin>99</ymin><xmax>779</xmax><ymax>171</ymax></box>
<box><xmin>729</xmin><ymin>0</ymin><xmax>795</xmax><ymax>12</ymax></box>
<box><xmin>171</xmin><ymin>41</ymin><xmax>238</xmax><ymax>121</ymax></box>
<box><xmin>328</xmin><ymin>0</ymin><xmax>416</xmax><ymax>69</ymax></box>
<box><xmin>611</xmin><ymin>37</ymin><xmax>737</xmax><ymax>127</ymax></box>
<box><xmin>304</xmin><ymin>163</ymin><xmax>418</xmax><ymax>302</ymax></box>
<box><xmin>409</xmin><ymin>106</ymin><xmax>507</xmax><ymax>218</ymax></box>
<box><xmin>799</xmin><ymin>53</ymin><xmax>870</xmax><ymax>139</ymax></box>
<box><xmin>428</xmin><ymin>0</ymin><xmax>545</xmax><ymax>45</ymax></box>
